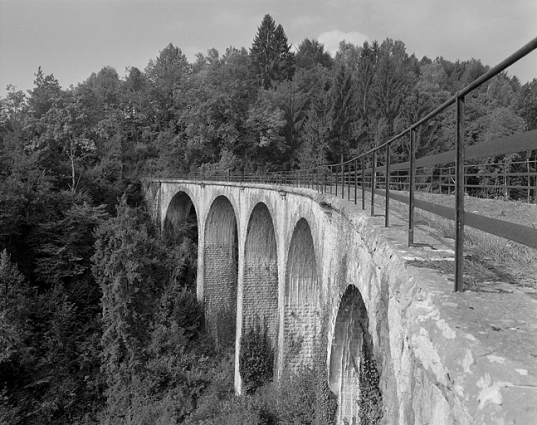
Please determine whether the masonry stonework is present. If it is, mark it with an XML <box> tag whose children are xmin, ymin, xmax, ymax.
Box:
<box><xmin>203</xmin><ymin>196</ymin><xmax>238</xmax><ymax>338</ymax></box>
<box><xmin>329</xmin><ymin>285</ymin><xmax>373</xmax><ymax>423</ymax></box>
<box><xmin>146</xmin><ymin>179</ymin><xmax>537</xmax><ymax>425</ymax></box>
<box><xmin>284</xmin><ymin>218</ymin><xmax>321</xmax><ymax>372</ymax></box>
<box><xmin>242</xmin><ymin>203</ymin><xmax>279</xmax><ymax>349</ymax></box>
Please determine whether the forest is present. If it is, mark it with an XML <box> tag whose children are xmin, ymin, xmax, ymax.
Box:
<box><xmin>1</xmin><ymin>14</ymin><xmax>536</xmax><ymax>425</ymax></box>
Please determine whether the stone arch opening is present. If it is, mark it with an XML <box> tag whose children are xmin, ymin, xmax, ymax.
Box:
<box><xmin>241</xmin><ymin>203</ymin><xmax>279</xmax><ymax>377</ymax></box>
<box><xmin>163</xmin><ymin>191</ymin><xmax>198</xmax><ymax>289</ymax></box>
<box><xmin>284</xmin><ymin>218</ymin><xmax>320</xmax><ymax>371</ymax></box>
<box><xmin>164</xmin><ymin>191</ymin><xmax>198</xmax><ymax>242</ymax></box>
<box><xmin>204</xmin><ymin>195</ymin><xmax>238</xmax><ymax>349</ymax></box>
<box><xmin>329</xmin><ymin>285</ymin><xmax>382</xmax><ymax>424</ymax></box>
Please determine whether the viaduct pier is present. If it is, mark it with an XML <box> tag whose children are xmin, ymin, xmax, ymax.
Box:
<box><xmin>143</xmin><ymin>179</ymin><xmax>537</xmax><ymax>425</ymax></box>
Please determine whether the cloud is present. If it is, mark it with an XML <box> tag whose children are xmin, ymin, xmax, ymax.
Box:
<box><xmin>318</xmin><ymin>30</ymin><xmax>371</xmax><ymax>55</ymax></box>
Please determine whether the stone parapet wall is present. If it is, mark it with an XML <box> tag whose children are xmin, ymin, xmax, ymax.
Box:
<box><xmin>325</xmin><ymin>193</ymin><xmax>537</xmax><ymax>425</ymax></box>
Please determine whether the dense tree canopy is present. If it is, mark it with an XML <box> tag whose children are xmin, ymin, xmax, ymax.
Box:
<box><xmin>0</xmin><ymin>12</ymin><xmax>535</xmax><ymax>424</ymax></box>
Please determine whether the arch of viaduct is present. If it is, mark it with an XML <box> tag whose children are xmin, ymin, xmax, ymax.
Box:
<box><xmin>142</xmin><ymin>179</ymin><xmax>537</xmax><ymax>425</ymax></box>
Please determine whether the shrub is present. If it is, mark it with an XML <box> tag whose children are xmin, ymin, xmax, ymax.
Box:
<box><xmin>239</xmin><ymin>317</ymin><xmax>274</xmax><ymax>395</ymax></box>
<box><xmin>212</xmin><ymin>305</ymin><xmax>237</xmax><ymax>352</ymax></box>
<box><xmin>156</xmin><ymin>283</ymin><xmax>203</xmax><ymax>344</ymax></box>
<box><xmin>359</xmin><ymin>339</ymin><xmax>383</xmax><ymax>424</ymax></box>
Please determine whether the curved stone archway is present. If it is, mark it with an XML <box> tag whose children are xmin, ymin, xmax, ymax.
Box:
<box><xmin>242</xmin><ymin>203</ymin><xmax>279</xmax><ymax>342</ymax></box>
<box><xmin>163</xmin><ymin>191</ymin><xmax>198</xmax><ymax>244</ymax></box>
<box><xmin>329</xmin><ymin>285</ymin><xmax>382</xmax><ymax>424</ymax></box>
<box><xmin>283</xmin><ymin>218</ymin><xmax>320</xmax><ymax>371</ymax></box>
<box><xmin>204</xmin><ymin>195</ymin><xmax>238</xmax><ymax>348</ymax></box>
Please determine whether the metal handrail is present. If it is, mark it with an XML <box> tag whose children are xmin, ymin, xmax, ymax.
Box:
<box><xmin>149</xmin><ymin>37</ymin><xmax>537</xmax><ymax>292</ymax></box>
<box><xmin>285</xmin><ymin>36</ymin><xmax>537</xmax><ymax>292</ymax></box>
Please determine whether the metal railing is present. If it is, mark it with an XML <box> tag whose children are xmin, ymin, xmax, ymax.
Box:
<box><xmin>152</xmin><ymin>37</ymin><xmax>537</xmax><ymax>292</ymax></box>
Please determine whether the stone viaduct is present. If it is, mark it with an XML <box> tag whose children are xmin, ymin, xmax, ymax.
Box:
<box><xmin>142</xmin><ymin>179</ymin><xmax>537</xmax><ymax>425</ymax></box>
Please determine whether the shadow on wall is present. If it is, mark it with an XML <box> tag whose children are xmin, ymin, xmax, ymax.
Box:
<box><xmin>204</xmin><ymin>195</ymin><xmax>238</xmax><ymax>351</ymax></box>
<box><xmin>242</xmin><ymin>202</ymin><xmax>279</xmax><ymax>353</ymax></box>
<box><xmin>163</xmin><ymin>191</ymin><xmax>198</xmax><ymax>244</ymax></box>
<box><xmin>284</xmin><ymin>218</ymin><xmax>321</xmax><ymax>371</ymax></box>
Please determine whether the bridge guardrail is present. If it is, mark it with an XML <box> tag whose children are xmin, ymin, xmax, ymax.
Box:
<box><xmin>148</xmin><ymin>37</ymin><xmax>537</xmax><ymax>292</ymax></box>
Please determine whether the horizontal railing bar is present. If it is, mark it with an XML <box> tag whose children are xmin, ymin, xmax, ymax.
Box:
<box><xmin>364</xmin><ymin>130</ymin><xmax>537</xmax><ymax>173</ymax></box>
<box><xmin>414</xmin><ymin>173</ymin><xmax>537</xmax><ymax>178</ymax></box>
<box><xmin>431</xmin><ymin>184</ymin><xmax>535</xmax><ymax>190</ymax></box>
<box><xmin>459</xmin><ymin>37</ymin><xmax>537</xmax><ymax>98</ymax></box>
<box><xmin>370</xmin><ymin>188</ymin><xmax>537</xmax><ymax>248</ymax></box>
<box><xmin>464</xmin><ymin>211</ymin><xmax>537</xmax><ymax>249</ymax></box>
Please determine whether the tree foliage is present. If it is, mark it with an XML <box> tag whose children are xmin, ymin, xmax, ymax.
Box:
<box><xmin>0</xmin><ymin>15</ymin><xmax>535</xmax><ymax>424</ymax></box>
<box><xmin>239</xmin><ymin>318</ymin><xmax>274</xmax><ymax>395</ymax></box>
<box><xmin>250</xmin><ymin>14</ymin><xmax>295</xmax><ymax>89</ymax></box>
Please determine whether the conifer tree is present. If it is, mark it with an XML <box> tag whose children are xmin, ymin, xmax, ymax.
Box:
<box><xmin>250</xmin><ymin>14</ymin><xmax>295</xmax><ymax>89</ymax></box>
<box><xmin>296</xmin><ymin>38</ymin><xmax>333</xmax><ymax>70</ymax></box>
<box><xmin>327</xmin><ymin>63</ymin><xmax>359</xmax><ymax>161</ymax></box>
<box><xmin>92</xmin><ymin>198</ymin><xmax>168</xmax><ymax>421</ymax></box>
<box><xmin>0</xmin><ymin>249</ymin><xmax>29</xmax><ymax>355</ymax></box>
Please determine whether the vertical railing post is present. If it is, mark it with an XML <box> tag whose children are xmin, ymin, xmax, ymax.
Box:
<box><xmin>354</xmin><ymin>159</ymin><xmax>357</xmax><ymax>205</ymax></box>
<box><xmin>361</xmin><ymin>159</ymin><xmax>366</xmax><ymax>210</ymax></box>
<box><xmin>371</xmin><ymin>151</ymin><xmax>376</xmax><ymax>216</ymax></box>
<box><xmin>341</xmin><ymin>160</ymin><xmax>345</xmax><ymax>199</ymax></box>
<box><xmin>347</xmin><ymin>162</ymin><xmax>350</xmax><ymax>201</ymax></box>
<box><xmin>409</xmin><ymin>127</ymin><xmax>416</xmax><ymax>246</ymax></box>
<box><xmin>385</xmin><ymin>142</ymin><xmax>391</xmax><ymax>227</ymax></box>
<box><xmin>326</xmin><ymin>165</ymin><xmax>333</xmax><ymax>195</ymax></box>
<box><xmin>455</xmin><ymin>95</ymin><xmax>466</xmax><ymax>292</ymax></box>
<box><xmin>335</xmin><ymin>165</ymin><xmax>338</xmax><ymax>197</ymax></box>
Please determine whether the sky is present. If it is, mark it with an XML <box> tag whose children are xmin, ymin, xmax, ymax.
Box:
<box><xmin>1</xmin><ymin>0</ymin><xmax>536</xmax><ymax>95</ymax></box>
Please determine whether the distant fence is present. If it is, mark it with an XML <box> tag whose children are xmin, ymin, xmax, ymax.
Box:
<box><xmin>154</xmin><ymin>37</ymin><xmax>537</xmax><ymax>292</ymax></box>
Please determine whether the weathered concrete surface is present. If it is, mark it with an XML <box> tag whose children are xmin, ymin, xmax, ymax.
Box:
<box><xmin>143</xmin><ymin>179</ymin><xmax>537</xmax><ymax>425</ymax></box>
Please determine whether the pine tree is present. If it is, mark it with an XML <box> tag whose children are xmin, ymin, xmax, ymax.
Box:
<box><xmin>250</xmin><ymin>14</ymin><xmax>295</xmax><ymax>89</ymax></box>
<box><xmin>296</xmin><ymin>38</ymin><xmax>333</xmax><ymax>70</ymax></box>
<box><xmin>327</xmin><ymin>63</ymin><xmax>359</xmax><ymax>161</ymax></box>
<box><xmin>371</xmin><ymin>40</ymin><xmax>412</xmax><ymax>138</ymax></box>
